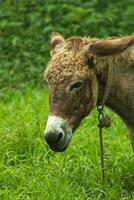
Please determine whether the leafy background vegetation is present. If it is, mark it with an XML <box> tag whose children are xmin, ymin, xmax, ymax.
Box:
<box><xmin>0</xmin><ymin>0</ymin><xmax>134</xmax><ymax>88</ymax></box>
<box><xmin>0</xmin><ymin>0</ymin><xmax>134</xmax><ymax>199</ymax></box>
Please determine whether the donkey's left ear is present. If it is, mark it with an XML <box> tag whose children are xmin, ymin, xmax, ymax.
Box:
<box><xmin>50</xmin><ymin>32</ymin><xmax>65</xmax><ymax>51</ymax></box>
<box><xmin>88</xmin><ymin>36</ymin><xmax>134</xmax><ymax>56</ymax></box>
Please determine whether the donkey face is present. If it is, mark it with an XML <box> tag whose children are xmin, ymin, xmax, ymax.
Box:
<box><xmin>44</xmin><ymin>33</ymin><xmax>98</xmax><ymax>152</ymax></box>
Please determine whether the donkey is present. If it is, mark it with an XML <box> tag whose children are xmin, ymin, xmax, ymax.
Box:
<box><xmin>44</xmin><ymin>32</ymin><xmax>134</xmax><ymax>152</ymax></box>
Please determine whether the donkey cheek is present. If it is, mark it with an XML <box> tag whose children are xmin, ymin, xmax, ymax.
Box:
<box><xmin>69</xmin><ymin>115</ymin><xmax>82</xmax><ymax>128</ymax></box>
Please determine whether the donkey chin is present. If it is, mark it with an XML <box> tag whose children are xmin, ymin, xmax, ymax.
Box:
<box><xmin>44</xmin><ymin>116</ymin><xmax>72</xmax><ymax>152</ymax></box>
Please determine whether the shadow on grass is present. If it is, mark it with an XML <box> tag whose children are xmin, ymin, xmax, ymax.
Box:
<box><xmin>120</xmin><ymin>174</ymin><xmax>134</xmax><ymax>194</ymax></box>
<box><xmin>120</xmin><ymin>161</ymin><xmax>134</xmax><ymax>194</ymax></box>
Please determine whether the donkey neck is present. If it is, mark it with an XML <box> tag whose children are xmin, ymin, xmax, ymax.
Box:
<box><xmin>97</xmin><ymin>59</ymin><xmax>134</xmax><ymax>136</ymax></box>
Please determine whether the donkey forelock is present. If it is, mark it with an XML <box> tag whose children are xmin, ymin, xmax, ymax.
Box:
<box><xmin>45</xmin><ymin>37</ymin><xmax>91</xmax><ymax>86</ymax></box>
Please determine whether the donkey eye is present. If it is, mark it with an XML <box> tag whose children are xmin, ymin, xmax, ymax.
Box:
<box><xmin>69</xmin><ymin>80</ymin><xmax>84</xmax><ymax>93</ymax></box>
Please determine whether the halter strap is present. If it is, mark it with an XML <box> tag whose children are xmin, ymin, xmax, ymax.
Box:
<box><xmin>99</xmin><ymin>63</ymin><xmax>114</xmax><ymax>106</ymax></box>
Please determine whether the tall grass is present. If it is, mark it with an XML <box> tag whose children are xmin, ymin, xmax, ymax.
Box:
<box><xmin>0</xmin><ymin>87</ymin><xmax>134</xmax><ymax>199</ymax></box>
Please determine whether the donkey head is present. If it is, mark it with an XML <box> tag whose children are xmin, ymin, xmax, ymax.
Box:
<box><xmin>44</xmin><ymin>32</ymin><xmax>134</xmax><ymax>152</ymax></box>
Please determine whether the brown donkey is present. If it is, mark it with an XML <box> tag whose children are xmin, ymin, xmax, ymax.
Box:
<box><xmin>44</xmin><ymin>32</ymin><xmax>134</xmax><ymax>152</ymax></box>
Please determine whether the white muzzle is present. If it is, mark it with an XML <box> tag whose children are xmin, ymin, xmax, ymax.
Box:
<box><xmin>44</xmin><ymin>116</ymin><xmax>72</xmax><ymax>152</ymax></box>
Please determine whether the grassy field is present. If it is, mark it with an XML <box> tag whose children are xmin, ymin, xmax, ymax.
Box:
<box><xmin>0</xmin><ymin>87</ymin><xmax>134</xmax><ymax>200</ymax></box>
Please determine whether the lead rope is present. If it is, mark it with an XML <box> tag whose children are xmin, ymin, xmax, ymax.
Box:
<box><xmin>97</xmin><ymin>105</ymin><xmax>105</xmax><ymax>183</ymax></box>
<box><xmin>97</xmin><ymin>105</ymin><xmax>112</xmax><ymax>183</ymax></box>
<box><xmin>97</xmin><ymin>64</ymin><xmax>113</xmax><ymax>183</ymax></box>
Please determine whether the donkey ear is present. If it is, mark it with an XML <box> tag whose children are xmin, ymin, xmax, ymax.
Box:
<box><xmin>88</xmin><ymin>36</ymin><xmax>134</xmax><ymax>56</ymax></box>
<box><xmin>50</xmin><ymin>32</ymin><xmax>65</xmax><ymax>51</ymax></box>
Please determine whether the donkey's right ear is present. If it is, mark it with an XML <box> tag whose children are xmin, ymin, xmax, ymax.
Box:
<box><xmin>50</xmin><ymin>32</ymin><xmax>65</xmax><ymax>51</ymax></box>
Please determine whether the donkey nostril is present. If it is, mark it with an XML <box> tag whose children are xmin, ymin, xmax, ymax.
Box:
<box><xmin>57</xmin><ymin>132</ymin><xmax>63</xmax><ymax>142</ymax></box>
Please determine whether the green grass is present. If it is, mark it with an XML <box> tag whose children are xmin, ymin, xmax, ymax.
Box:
<box><xmin>0</xmin><ymin>87</ymin><xmax>134</xmax><ymax>200</ymax></box>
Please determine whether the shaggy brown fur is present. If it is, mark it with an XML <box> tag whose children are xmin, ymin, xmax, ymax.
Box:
<box><xmin>45</xmin><ymin>32</ymin><xmax>134</xmax><ymax>148</ymax></box>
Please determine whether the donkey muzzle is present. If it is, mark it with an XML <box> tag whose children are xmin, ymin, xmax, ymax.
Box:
<box><xmin>44</xmin><ymin>116</ymin><xmax>72</xmax><ymax>152</ymax></box>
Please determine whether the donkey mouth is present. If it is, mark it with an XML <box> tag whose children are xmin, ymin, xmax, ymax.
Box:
<box><xmin>44</xmin><ymin>116</ymin><xmax>72</xmax><ymax>152</ymax></box>
<box><xmin>47</xmin><ymin>139</ymin><xmax>70</xmax><ymax>152</ymax></box>
<box><xmin>45</xmin><ymin>130</ymin><xmax>71</xmax><ymax>152</ymax></box>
